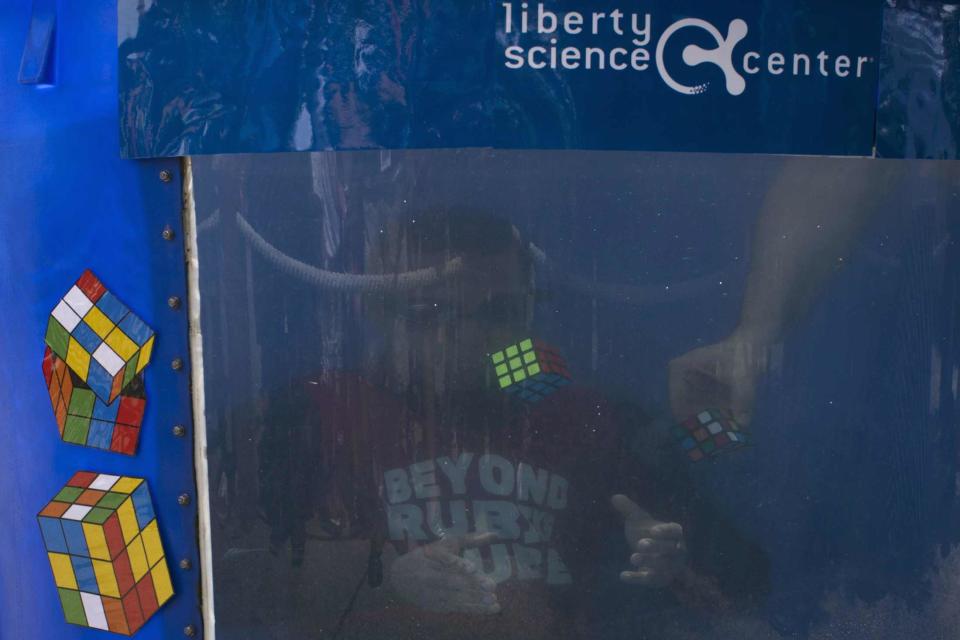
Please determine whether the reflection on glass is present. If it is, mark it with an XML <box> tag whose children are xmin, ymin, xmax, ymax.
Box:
<box><xmin>193</xmin><ymin>151</ymin><xmax>960</xmax><ymax>639</ymax></box>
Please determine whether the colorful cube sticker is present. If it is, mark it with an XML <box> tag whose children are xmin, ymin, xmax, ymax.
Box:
<box><xmin>490</xmin><ymin>338</ymin><xmax>571</xmax><ymax>403</ymax></box>
<box><xmin>45</xmin><ymin>271</ymin><xmax>155</xmax><ymax>404</ymax></box>
<box><xmin>38</xmin><ymin>473</ymin><xmax>173</xmax><ymax>635</ymax></box>
<box><xmin>42</xmin><ymin>347</ymin><xmax>146</xmax><ymax>456</ymax></box>
<box><xmin>674</xmin><ymin>409</ymin><xmax>749</xmax><ymax>462</ymax></box>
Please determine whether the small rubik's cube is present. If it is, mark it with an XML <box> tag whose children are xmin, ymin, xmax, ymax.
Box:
<box><xmin>675</xmin><ymin>409</ymin><xmax>748</xmax><ymax>462</ymax></box>
<box><xmin>45</xmin><ymin>270</ymin><xmax>155</xmax><ymax>404</ymax></box>
<box><xmin>38</xmin><ymin>472</ymin><xmax>174</xmax><ymax>635</ymax></box>
<box><xmin>491</xmin><ymin>338</ymin><xmax>571</xmax><ymax>403</ymax></box>
<box><xmin>42</xmin><ymin>347</ymin><xmax>146</xmax><ymax>455</ymax></box>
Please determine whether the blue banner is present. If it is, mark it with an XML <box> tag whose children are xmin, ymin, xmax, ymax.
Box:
<box><xmin>119</xmin><ymin>0</ymin><xmax>887</xmax><ymax>158</ymax></box>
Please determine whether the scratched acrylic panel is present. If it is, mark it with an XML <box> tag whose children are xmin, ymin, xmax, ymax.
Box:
<box><xmin>191</xmin><ymin>150</ymin><xmax>960</xmax><ymax>640</ymax></box>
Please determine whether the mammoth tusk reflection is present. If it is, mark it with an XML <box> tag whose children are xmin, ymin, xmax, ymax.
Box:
<box><xmin>235</xmin><ymin>211</ymin><xmax>736</xmax><ymax>304</ymax></box>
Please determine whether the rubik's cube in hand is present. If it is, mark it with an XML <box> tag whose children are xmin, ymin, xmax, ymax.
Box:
<box><xmin>37</xmin><ymin>472</ymin><xmax>173</xmax><ymax>635</ymax></box>
<box><xmin>42</xmin><ymin>347</ymin><xmax>146</xmax><ymax>455</ymax></box>
<box><xmin>675</xmin><ymin>409</ymin><xmax>748</xmax><ymax>462</ymax></box>
<box><xmin>491</xmin><ymin>338</ymin><xmax>571</xmax><ymax>403</ymax></box>
<box><xmin>45</xmin><ymin>270</ymin><xmax>155</xmax><ymax>404</ymax></box>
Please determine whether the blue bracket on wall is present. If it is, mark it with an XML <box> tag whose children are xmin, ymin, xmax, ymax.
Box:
<box><xmin>19</xmin><ymin>0</ymin><xmax>57</xmax><ymax>85</ymax></box>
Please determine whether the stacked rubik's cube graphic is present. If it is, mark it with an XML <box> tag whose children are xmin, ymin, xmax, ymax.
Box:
<box><xmin>42</xmin><ymin>347</ymin><xmax>146</xmax><ymax>455</ymax></box>
<box><xmin>45</xmin><ymin>270</ymin><xmax>155</xmax><ymax>404</ymax></box>
<box><xmin>675</xmin><ymin>409</ymin><xmax>748</xmax><ymax>462</ymax></box>
<box><xmin>43</xmin><ymin>270</ymin><xmax>154</xmax><ymax>454</ymax></box>
<box><xmin>491</xmin><ymin>338</ymin><xmax>571</xmax><ymax>403</ymax></box>
<box><xmin>37</xmin><ymin>472</ymin><xmax>174</xmax><ymax>635</ymax></box>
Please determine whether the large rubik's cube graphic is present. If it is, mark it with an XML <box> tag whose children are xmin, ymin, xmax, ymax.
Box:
<box><xmin>675</xmin><ymin>409</ymin><xmax>749</xmax><ymax>462</ymax></box>
<box><xmin>45</xmin><ymin>270</ymin><xmax>155</xmax><ymax>405</ymax></box>
<box><xmin>491</xmin><ymin>338</ymin><xmax>571</xmax><ymax>403</ymax></box>
<box><xmin>38</xmin><ymin>472</ymin><xmax>173</xmax><ymax>635</ymax></box>
<box><xmin>42</xmin><ymin>347</ymin><xmax>146</xmax><ymax>455</ymax></box>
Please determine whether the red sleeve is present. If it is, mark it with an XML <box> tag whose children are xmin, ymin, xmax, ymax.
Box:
<box><xmin>301</xmin><ymin>372</ymin><xmax>409</xmax><ymax>539</ymax></box>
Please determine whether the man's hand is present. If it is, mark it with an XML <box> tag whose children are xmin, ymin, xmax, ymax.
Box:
<box><xmin>668</xmin><ymin>329</ymin><xmax>768</xmax><ymax>427</ymax></box>
<box><xmin>390</xmin><ymin>532</ymin><xmax>501</xmax><ymax>615</ymax></box>
<box><xmin>611</xmin><ymin>494</ymin><xmax>687</xmax><ymax>587</ymax></box>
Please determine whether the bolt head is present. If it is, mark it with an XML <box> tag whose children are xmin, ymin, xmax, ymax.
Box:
<box><xmin>179</xmin><ymin>558</ymin><xmax>192</xmax><ymax>570</ymax></box>
<box><xmin>172</xmin><ymin>425</ymin><xmax>187</xmax><ymax>438</ymax></box>
<box><xmin>178</xmin><ymin>493</ymin><xmax>191</xmax><ymax>506</ymax></box>
<box><xmin>168</xmin><ymin>296</ymin><xmax>182</xmax><ymax>310</ymax></box>
<box><xmin>171</xmin><ymin>357</ymin><xmax>184</xmax><ymax>371</ymax></box>
<box><xmin>159</xmin><ymin>169</ymin><xmax>173</xmax><ymax>183</ymax></box>
<box><xmin>162</xmin><ymin>225</ymin><xmax>176</xmax><ymax>241</ymax></box>
<box><xmin>183</xmin><ymin>624</ymin><xmax>197</xmax><ymax>637</ymax></box>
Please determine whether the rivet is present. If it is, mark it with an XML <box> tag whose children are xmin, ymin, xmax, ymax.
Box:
<box><xmin>172</xmin><ymin>425</ymin><xmax>186</xmax><ymax>438</ymax></box>
<box><xmin>168</xmin><ymin>296</ymin><xmax>182</xmax><ymax>310</ymax></box>
<box><xmin>178</xmin><ymin>493</ymin><xmax>191</xmax><ymax>506</ymax></box>
<box><xmin>159</xmin><ymin>169</ymin><xmax>173</xmax><ymax>183</ymax></box>
<box><xmin>162</xmin><ymin>225</ymin><xmax>176</xmax><ymax>241</ymax></box>
<box><xmin>184</xmin><ymin>624</ymin><xmax>197</xmax><ymax>637</ymax></box>
<box><xmin>179</xmin><ymin>558</ymin><xmax>192</xmax><ymax>570</ymax></box>
<box><xmin>171</xmin><ymin>357</ymin><xmax>184</xmax><ymax>371</ymax></box>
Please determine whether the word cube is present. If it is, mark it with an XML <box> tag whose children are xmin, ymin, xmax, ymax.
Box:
<box><xmin>675</xmin><ymin>409</ymin><xmax>748</xmax><ymax>462</ymax></box>
<box><xmin>45</xmin><ymin>270</ymin><xmax>155</xmax><ymax>404</ymax></box>
<box><xmin>491</xmin><ymin>338</ymin><xmax>571</xmax><ymax>403</ymax></box>
<box><xmin>42</xmin><ymin>347</ymin><xmax>146</xmax><ymax>455</ymax></box>
<box><xmin>38</xmin><ymin>472</ymin><xmax>173</xmax><ymax>635</ymax></box>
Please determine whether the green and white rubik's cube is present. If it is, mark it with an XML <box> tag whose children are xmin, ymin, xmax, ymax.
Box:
<box><xmin>491</xmin><ymin>338</ymin><xmax>571</xmax><ymax>403</ymax></box>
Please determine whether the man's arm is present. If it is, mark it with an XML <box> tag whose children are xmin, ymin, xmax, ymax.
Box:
<box><xmin>670</xmin><ymin>157</ymin><xmax>900</xmax><ymax>425</ymax></box>
<box><xmin>738</xmin><ymin>157</ymin><xmax>898</xmax><ymax>345</ymax></box>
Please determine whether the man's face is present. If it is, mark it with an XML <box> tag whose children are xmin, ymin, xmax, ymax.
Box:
<box><xmin>391</xmin><ymin>238</ymin><xmax>534</xmax><ymax>390</ymax></box>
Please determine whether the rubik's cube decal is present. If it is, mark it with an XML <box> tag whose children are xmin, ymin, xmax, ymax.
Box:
<box><xmin>42</xmin><ymin>347</ymin><xmax>146</xmax><ymax>455</ymax></box>
<box><xmin>675</xmin><ymin>409</ymin><xmax>748</xmax><ymax>462</ymax></box>
<box><xmin>491</xmin><ymin>338</ymin><xmax>571</xmax><ymax>403</ymax></box>
<box><xmin>45</xmin><ymin>270</ymin><xmax>155</xmax><ymax>405</ymax></box>
<box><xmin>38</xmin><ymin>472</ymin><xmax>173</xmax><ymax>635</ymax></box>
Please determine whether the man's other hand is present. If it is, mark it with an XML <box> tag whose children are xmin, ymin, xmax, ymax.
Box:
<box><xmin>611</xmin><ymin>494</ymin><xmax>687</xmax><ymax>588</ymax></box>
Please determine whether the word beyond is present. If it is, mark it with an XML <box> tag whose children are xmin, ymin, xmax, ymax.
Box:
<box><xmin>501</xmin><ymin>3</ymin><xmax>874</xmax><ymax>96</ymax></box>
<box><xmin>384</xmin><ymin>453</ymin><xmax>574</xmax><ymax>585</ymax></box>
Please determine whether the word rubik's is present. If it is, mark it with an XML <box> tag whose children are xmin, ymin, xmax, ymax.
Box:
<box><xmin>37</xmin><ymin>472</ymin><xmax>173</xmax><ymax>635</ymax></box>
<box><xmin>491</xmin><ymin>338</ymin><xmax>571</xmax><ymax>403</ymax></box>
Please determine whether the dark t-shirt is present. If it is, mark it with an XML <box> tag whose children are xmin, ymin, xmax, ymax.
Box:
<box><xmin>258</xmin><ymin>372</ymin><xmax>767</xmax><ymax>638</ymax></box>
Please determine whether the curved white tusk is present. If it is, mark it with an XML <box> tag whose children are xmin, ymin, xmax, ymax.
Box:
<box><xmin>236</xmin><ymin>211</ymin><xmax>465</xmax><ymax>292</ymax></box>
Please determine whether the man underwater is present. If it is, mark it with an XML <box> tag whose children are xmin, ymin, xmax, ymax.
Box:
<box><xmin>257</xmin><ymin>210</ymin><xmax>769</xmax><ymax>639</ymax></box>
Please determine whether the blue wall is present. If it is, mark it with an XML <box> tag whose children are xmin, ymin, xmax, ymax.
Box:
<box><xmin>0</xmin><ymin>1</ymin><xmax>201</xmax><ymax>638</ymax></box>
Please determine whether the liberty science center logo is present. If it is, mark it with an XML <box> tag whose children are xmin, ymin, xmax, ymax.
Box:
<box><xmin>655</xmin><ymin>18</ymin><xmax>749</xmax><ymax>96</ymax></box>
<box><xmin>501</xmin><ymin>5</ymin><xmax>876</xmax><ymax>97</ymax></box>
